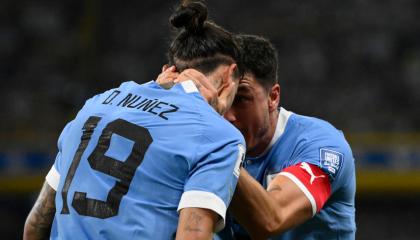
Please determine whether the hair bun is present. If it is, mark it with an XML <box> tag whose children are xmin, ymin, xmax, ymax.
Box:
<box><xmin>170</xmin><ymin>0</ymin><xmax>208</xmax><ymax>33</ymax></box>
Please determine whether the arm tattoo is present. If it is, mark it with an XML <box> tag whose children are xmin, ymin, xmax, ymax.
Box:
<box><xmin>184</xmin><ymin>211</ymin><xmax>204</xmax><ymax>233</ymax></box>
<box><xmin>24</xmin><ymin>182</ymin><xmax>56</xmax><ymax>240</ymax></box>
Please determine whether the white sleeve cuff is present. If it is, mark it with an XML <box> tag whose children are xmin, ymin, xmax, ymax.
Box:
<box><xmin>177</xmin><ymin>190</ymin><xmax>227</xmax><ymax>232</ymax></box>
<box><xmin>45</xmin><ymin>165</ymin><xmax>61</xmax><ymax>191</ymax></box>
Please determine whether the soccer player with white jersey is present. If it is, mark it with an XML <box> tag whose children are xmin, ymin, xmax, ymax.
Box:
<box><xmin>218</xmin><ymin>34</ymin><xmax>356</xmax><ymax>239</ymax></box>
<box><xmin>23</xmin><ymin>1</ymin><xmax>246</xmax><ymax>239</ymax></box>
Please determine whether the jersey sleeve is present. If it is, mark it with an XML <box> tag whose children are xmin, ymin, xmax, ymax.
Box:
<box><xmin>177</xmin><ymin>133</ymin><xmax>245</xmax><ymax>232</ymax></box>
<box><xmin>262</xmin><ymin>118</ymin><xmax>356</xmax><ymax>216</ymax></box>
<box><xmin>287</xmin><ymin>126</ymin><xmax>355</xmax><ymax>190</ymax></box>
<box><xmin>46</xmin><ymin>121</ymin><xmax>73</xmax><ymax>190</ymax></box>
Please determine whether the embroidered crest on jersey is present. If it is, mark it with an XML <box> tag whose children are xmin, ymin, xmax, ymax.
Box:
<box><xmin>319</xmin><ymin>148</ymin><xmax>343</xmax><ymax>180</ymax></box>
<box><xmin>234</xmin><ymin>144</ymin><xmax>245</xmax><ymax>178</ymax></box>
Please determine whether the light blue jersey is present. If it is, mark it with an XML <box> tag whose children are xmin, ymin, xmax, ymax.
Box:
<box><xmin>46</xmin><ymin>80</ymin><xmax>245</xmax><ymax>239</ymax></box>
<box><xmin>220</xmin><ymin>108</ymin><xmax>356</xmax><ymax>240</ymax></box>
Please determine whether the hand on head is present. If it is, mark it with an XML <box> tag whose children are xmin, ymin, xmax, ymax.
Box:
<box><xmin>156</xmin><ymin>65</ymin><xmax>220</xmax><ymax>114</ymax></box>
<box><xmin>156</xmin><ymin>65</ymin><xmax>179</xmax><ymax>89</ymax></box>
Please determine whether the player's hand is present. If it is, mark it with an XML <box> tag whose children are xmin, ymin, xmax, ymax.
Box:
<box><xmin>156</xmin><ymin>65</ymin><xmax>179</xmax><ymax>89</ymax></box>
<box><xmin>175</xmin><ymin>69</ymin><xmax>219</xmax><ymax>112</ymax></box>
<box><xmin>156</xmin><ymin>66</ymin><xmax>222</xmax><ymax>114</ymax></box>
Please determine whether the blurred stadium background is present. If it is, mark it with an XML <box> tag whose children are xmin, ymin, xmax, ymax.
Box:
<box><xmin>1</xmin><ymin>0</ymin><xmax>419</xmax><ymax>239</ymax></box>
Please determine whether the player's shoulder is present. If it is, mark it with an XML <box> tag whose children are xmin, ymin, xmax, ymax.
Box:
<box><xmin>287</xmin><ymin>110</ymin><xmax>349</xmax><ymax>148</ymax></box>
<box><xmin>289</xmin><ymin>111</ymin><xmax>339</xmax><ymax>134</ymax></box>
<box><xmin>284</xmin><ymin>108</ymin><xmax>354</xmax><ymax>181</ymax></box>
<box><xmin>80</xmin><ymin>80</ymin><xmax>136</xmax><ymax>105</ymax></box>
<box><xmin>168</xmin><ymin>81</ymin><xmax>245</xmax><ymax>144</ymax></box>
<box><xmin>202</xmin><ymin>110</ymin><xmax>245</xmax><ymax>145</ymax></box>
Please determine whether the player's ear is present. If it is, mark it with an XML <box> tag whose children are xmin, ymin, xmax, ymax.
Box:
<box><xmin>221</xmin><ymin>63</ymin><xmax>238</xmax><ymax>87</ymax></box>
<box><xmin>215</xmin><ymin>64</ymin><xmax>237</xmax><ymax>95</ymax></box>
<box><xmin>227</xmin><ymin>63</ymin><xmax>238</xmax><ymax>81</ymax></box>
<box><xmin>268</xmin><ymin>84</ymin><xmax>280</xmax><ymax>112</ymax></box>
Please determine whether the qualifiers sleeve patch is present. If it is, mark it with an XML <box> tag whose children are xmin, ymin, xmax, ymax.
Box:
<box><xmin>233</xmin><ymin>144</ymin><xmax>245</xmax><ymax>178</ymax></box>
<box><xmin>319</xmin><ymin>148</ymin><xmax>343</xmax><ymax>180</ymax></box>
<box><xmin>279</xmin><ymin>162</ymin><xmax>331</xmax><ymax>215</ymax></box>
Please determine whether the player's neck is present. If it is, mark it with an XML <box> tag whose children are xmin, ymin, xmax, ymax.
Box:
<box><xmin>247</xmin><ymin>110</ymin><xmax>279</xmax><ymax>158</ymax></box>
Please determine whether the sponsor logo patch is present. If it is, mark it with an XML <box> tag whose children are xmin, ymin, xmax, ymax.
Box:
<box><xmin>319</xmin><ymin>148</ymin><xmax>343</xmax><ymax>180</ymax></box>
<box><xmin>300</xmin><ymin>162</ymin><xmax>326</xmax><ymax>184</ymax></box>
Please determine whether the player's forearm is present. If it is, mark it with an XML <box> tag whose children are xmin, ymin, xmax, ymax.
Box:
<box><xmin>230</xmin><ymin>169</ymin><xmax>283</xmax><ymax>239</ymax></box>
<box><xmin>23</xmin><ymin>225</ymin><xmax>51</xmax><ymax>240</ymax></box>
<box><xmin>176</xmin><ymin>207</ymin><xmax>217</xmax><ymax>240</ymax></box>
<box><xmin>23</xmin><ymin>182</ymin><xmax>56</xmax><ymax>240</ymax></box>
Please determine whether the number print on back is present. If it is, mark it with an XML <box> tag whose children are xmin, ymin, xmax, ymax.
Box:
<box><xmin>60</xmin><ymin>116</ymin><xmax>153</xmax><ymax>218</ymax></box>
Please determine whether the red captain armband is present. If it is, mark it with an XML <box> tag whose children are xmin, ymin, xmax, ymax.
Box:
<box><xmin>279</xmin><ymin>162</ymin><xmax>331</xmax><ymax>215</ymax></box>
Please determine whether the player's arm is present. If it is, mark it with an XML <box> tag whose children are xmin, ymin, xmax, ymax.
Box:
<box><xmin>230</xmin><ymin>163</ymin><xmax>331</xmax><ymax>239</ymax></box>
<box><xmin>23</xmin><ymin>181</ymin><xmax>56</xmax><ymax>240</ymax></box>
<box><xmin>176</xmin><ymin>207</ymin><xmax>219</xmax><ymax>240</ymax></box>
<box><xmin>230</xmin><ymin>169</ymin><xmax>311</xmax><ymax>239</ymax></box>
<box><xmin>176</xmin><ymin>125</ymin><xmax>245</xmax><ymax>239</ymax></box>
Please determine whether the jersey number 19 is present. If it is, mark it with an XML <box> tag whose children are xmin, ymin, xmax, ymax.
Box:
<box><xmin>60</xmin><ymin>116</ymin><xmax>153</xmax><ymax>218</ymax></box>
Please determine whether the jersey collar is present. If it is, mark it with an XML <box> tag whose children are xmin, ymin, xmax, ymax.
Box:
<box><xmin>150</xmin><ymin>79</ymin><xmax>200</xmax><ymax>94</ymax></box>
<box><xmin>269</xmin><ymin>107</ymin><xmax>293</xmax><ymax>150</ymax></box>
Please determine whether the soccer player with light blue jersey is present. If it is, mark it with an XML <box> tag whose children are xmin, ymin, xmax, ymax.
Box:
<box><xmin>156</xmin><ymin>34</ymin><xmax>356</xmax><ymax>239</ymax></box>
<box><xmin>215</xmin><ymin>35</ymin><xmax>356</xmax><ymax>239</ymax></box>
<box><xmin>224</xmin><ymin>108</ymin><xmax>355</xmax><ymax>240</ymax></box>
<box><xmin>47</xmin><ymin>79</ymin><xmax>244</xmax><ymax>239</ymax></box>
<box><xmin>23</xmin><ymin>1</ymin><xmax>246</xmax><ymax>239</ymax></box>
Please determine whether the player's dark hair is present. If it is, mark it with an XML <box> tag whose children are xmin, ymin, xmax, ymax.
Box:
<box><xmin>168</xmin><ymin>0</ymin><xmax>243</xmax><ymax>78</ymax></box>
<box><xmin>235</xmin><ymin>34</ymin><xmax>279</xmax><ymax>90</ymax></box>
